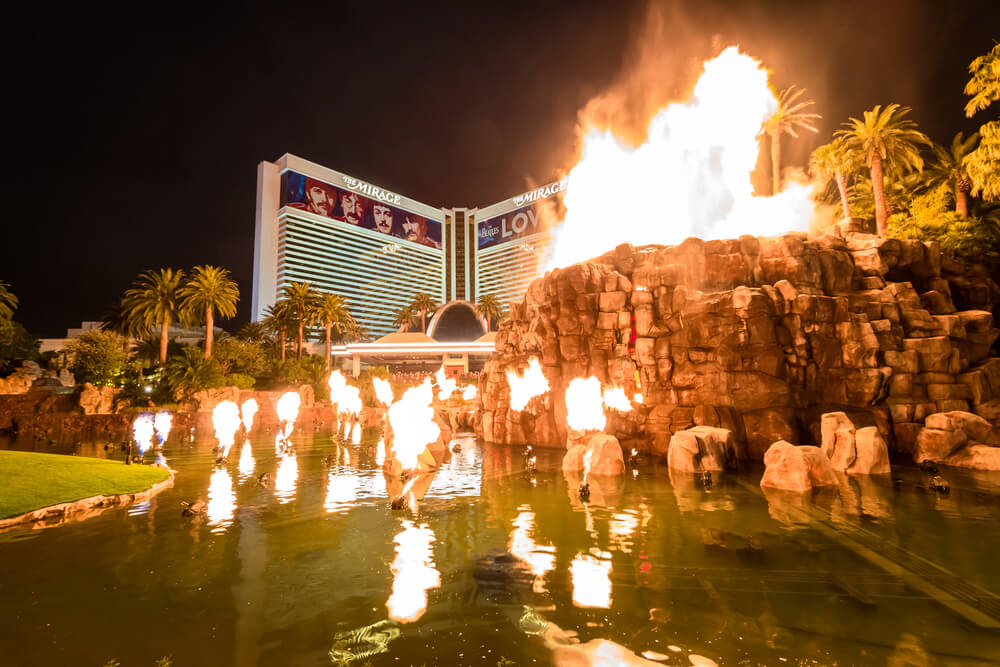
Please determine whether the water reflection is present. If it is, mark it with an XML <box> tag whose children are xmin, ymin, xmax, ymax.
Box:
<box><xmin>274</xmin><ymin>453</ymin><xmax>298</xmax><ymax>504</ymax></box>
<box><xmin>206</xmin><ymin>467</ymin><xmax>236</xmax><ymax>532</ymax></box>
<box><xmin>238</xmin><ymin>441</ymin><xmax>255</xmax><ymax>479</ymax></box>
<box><xmin>376</xmin><ymin>439</ymin><xmax>386</xmax><ymax>466</ymax></box>
<box><xmin>609</xmin><ymin>510</ymin><xmax>640</xmax><ymax>553</ymax></box>
<box><xmin>570</xmin><ymin>548</ymin><xmax>613</xmax><ymax>608</ymax></box>
<box><xmin>509</xmin><ymin>505</ymin><xmax>556</xmax><ymax>593</ymax></box>
<box><xmin>386</xmin><ymin>520</ymin><xmax>440</xmax><ymax>623</ymax></box>
<box><xmin>324</xmin><ymin>469</ymin><xmax>358</xmax><ymax>514</ymax></box>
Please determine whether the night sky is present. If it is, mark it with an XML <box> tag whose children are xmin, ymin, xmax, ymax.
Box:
<box><xmin>6</xmin><ymin>0</ymin><xmax>998</xmax><ymax>336</ymax></box>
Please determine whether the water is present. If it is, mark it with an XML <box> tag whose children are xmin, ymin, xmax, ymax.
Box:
<box><xmin>2</xmin><ymin>431</ymin><xmax>1000</xmax><ymax>666</ymax></box>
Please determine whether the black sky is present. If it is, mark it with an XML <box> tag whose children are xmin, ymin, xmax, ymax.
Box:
<box><xmin>5</xmin><ymin>0</ymin><xmax>998</xmax><ymax>336</ymax></box>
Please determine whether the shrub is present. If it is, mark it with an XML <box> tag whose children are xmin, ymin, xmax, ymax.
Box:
<box><xmin>65</xmin><ymin>330</ymin><xmax>132</xmax><ymax>386</ymax></box>
<box><xmin>224</xmin><ymin>373</ymin><xmax>256</xmax><ymax>390</ymax></box>
<box><xmin>163</xmin><ymin>346</ymin><xmax>224</xmax><ymax>402</ymax></box>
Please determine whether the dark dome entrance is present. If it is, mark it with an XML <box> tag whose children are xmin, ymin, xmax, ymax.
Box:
<box><xmin>428</xmin><ymin>301</ymin><xmax>486</xmax><ymax>342</ymax></box>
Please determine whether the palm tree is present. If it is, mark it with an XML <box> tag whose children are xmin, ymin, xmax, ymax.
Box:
<box><xmin>264</xmin><ymin>301</ymin><xmax>294</xmax><ymax>361</ymax></box>
<box><xmin>311</xmin><ymin>292</ymin><xmax>357</xmax><ymax>369</ymax></box>
<box><xmin>121</xmin><ymin>268</ymin><xmax>186</xmax><ymax>365</ymax></box>
<box><xmin>809</xmin><ymin>138</ymin><xmax>858</xmax><ymax>222</ymax></box>
<box><xmin>0</xmin><ymin>280</ymin><xmax>18</xmax><ymax>321</ymax></box>
<box><xmin>475</xmin><ymin>294</ymin><xmax>503</xmax><ymax>333</ymax></box>
<box><xmin>164</xmin><ymin>346</ymin><xmax>224</xmax><ymax>403</ymax></box>
<box><xmin>281</xmin><ymin>282</ymin><xmax>317</xmax><ymax>360</ymax></box>
<box><xmin>236</xmin><ymin>321</ymin><xmax>269</xmax><ymax>343</ymax></box>
<box><xmin>100</xmin><ymin>297</ymin><xmax>151</xmax><ymax>343</ymax></box>
<box><xmin>964</xmin><ymin>44</ymin><xmax>1000</xmax><ymax>202</ymax></box>
<box><xmin>765</xmin><ymin>86</ymin><xmax>820</xmax><ymax>194</ymax></box>
<box><xmin>924</xmin><ymin>132</ymin><xmax>980</xmax><ymax>218</ymax></box>
<box><xmin>409</xmin><ymin>293</ymin><xmax>438</xmax><ymax>333</ymax></box>
<box><xmin>178</xmin><ymin>265</ymin><xmax>239</xmax><ymax>359</ymax></box>
<box><xmin>836</xmin><ymin>104</ymin><xmax>930</xmax><ymax>237</ymax></box>
<box><xmin>392</xmin><ymin>305</ymin><xmax>415</xmax><ymax>333</ymax></box>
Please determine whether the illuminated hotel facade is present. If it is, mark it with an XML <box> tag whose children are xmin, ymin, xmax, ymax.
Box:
<box><xmin>252</xmin><ymin>153</ymin><xmax>564</xmax><ymax>339</ymax></box>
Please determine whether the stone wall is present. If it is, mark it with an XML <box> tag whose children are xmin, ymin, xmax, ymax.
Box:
<box><xmin>478</xmin><ymin>227</ymin><xmax>1000</xmax><ymax>459</ymax></box>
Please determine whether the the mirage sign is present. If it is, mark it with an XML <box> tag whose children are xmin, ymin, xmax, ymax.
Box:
<box><xmin>476</xmin><ymin>180</ymin><xmax>565</xmax><ymax>251</ymax></box>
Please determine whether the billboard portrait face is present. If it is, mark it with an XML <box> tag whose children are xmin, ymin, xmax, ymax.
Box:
<box><xmin>373</xmin><ymin>202</ymin><xmax>394</xmax><ymax>234</ymax></box>
<box><xmin>340</xmin><ymin>192</ymin><xmax>367</xmax><ymax>225</ymax></box>
<box><xmin>305</xmin><ymin>182</ymin><xmax>337</xmax><ymax>217</ymax></box>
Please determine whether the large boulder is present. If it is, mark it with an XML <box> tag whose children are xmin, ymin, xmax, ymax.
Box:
<box><xmin>820</xmin><ymin>412</ymin><xmax>890</xmax><ymax>474</ymax></box>
<box><xmin>78</xmin><ymin>382</ymin><xmax>119</xmax><ymax>415</ymax></box>
<box><xmin>192</xmin><ymin>386</ymin><xmax>241</xmax><ymax>412</ymax></box>
<box><xmin>0</xmin><ymin>370</ymin><xmax>35</xmax><ymax>395</ymax></box>
<box><xmin>914</xmin><ymin>409</ymin><xmax>1000</xmax><ymax>470</ymax></box>
<box><xmin>666</xmin><ymin>425</ymin><xmax>735</xmax><ymax>472</ymax></box>
<box><xmin>760</xmin><ymin>441</ymin><xmax>838</xmax><ymax>492</ymax></box>
<box><xmin>562</xmin><ymin>432</ymin><xmax>625</xmax><ymax>476</ymax></box>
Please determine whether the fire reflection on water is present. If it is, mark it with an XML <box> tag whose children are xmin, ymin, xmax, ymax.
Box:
<box><xmin>510</xmin><ymin>506</ymin><xmax>556</xmax><ymax>593</ymax></box>
<box><xmin>386</xmin><ymin>520</ymin><xmax>440</xmax><ymax>623</ymax></box>
<box><xmin>570</xmin><ymin>548</ymin><xmax>613</xmax><ymax>608</ymax></box>
<box><xmin>238</xmin><ymin>441</ymin><xmax>255</xmax><ymax>479</ymax></box>
<box><xmin>274</xmin><ymin>453</ymin><xmax>298</xmax><ymax>504</ymax></box>
<box><xmin>206</xmin><ymin>467</ymin><xmax>236</xmax><ymax>533</ymax></box>
<box><xmin>324</xmin><ymin>469</ymin><xmax>359</xmax><ymax>514</ymax></box>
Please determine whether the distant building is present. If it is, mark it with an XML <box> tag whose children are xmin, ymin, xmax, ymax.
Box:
<box><xmin>252</xmin><ymin>153</ymin><xmax>565</xmax><ymax>340</ymax></box>
<box><xmin>39</xmin><ymin>322</ymin><xmax>218</xmax><ymax>354</ymax></box>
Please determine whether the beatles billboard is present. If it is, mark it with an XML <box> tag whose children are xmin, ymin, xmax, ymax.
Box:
<box><xmin>280</xmin><ymin>170</ymin><xmax>442</xmax><ymax>249</ymax></box>
<box><xmin>476</xmin><ymin>180</ymin><xmax>566</xmax><ymax>251</ymax></box>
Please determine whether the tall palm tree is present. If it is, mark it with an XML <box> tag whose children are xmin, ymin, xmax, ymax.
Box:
<box><xmin>924</xmin><ymin>132</ymin><xmax>980</xmax><ymax>218</ymax></box>
<box><xmin>100</xmin><ymin>297</ymin><xmax>151</xmax><ymax>343</ymax></box>
<box><xmin>409</xmin><ymin>293</ymin><xmax>438</xmax><ymax>333</ymax></box>
<box><xmin>281</xmin><ymin>281</ymin><xmax>317</xmax><ymax>360</ymax></box>
<box><xmin>0</xmin><ymin>280</ymin><xmax>18</xmax><ymax>321</ymax></box>
<box><xmin>264</xmin><ymin>301</ymin><xmax>294</xmax><ymax>361</ymax></box>
<box><xmin>964</xmin><ymin>44</ymin><xmax>999</xmax><ymax>202</ymax></box>
<box><xmin>392</xmin><ymin>305</ymin><xmax>415</xmax><ymax>333</ymax></box>
<box><xmin>764</xmin><ymin>86</ymin><xmax>820</xmax><ymax>194</ymax></box>
<box><xmin>475</xmin><ymin>294</ymin><xmax>503</xmax><ymax>333</ymax></box>
<box><xmin>311</xmin><ymin>292</ymin><xmax>357</xmax><ymax>369</ymax></box>
<box><xmin>178</xmin><ymin>265</ymin><xmax>239</xmax><ymax>359</ymax></box>
<box><xmin>121</xmin><ymin>268</ymin><xmax>186</xmax><ymax>365</ymax></box>
<box><xmin>809</xmin><ymin>138</ymin><xmax>858</xmax><ymax>222</ymax></box>
<box><xmin>836</xmin><ymin>104</ymin><xmax>930</xmax><ymax>237</ymax></box>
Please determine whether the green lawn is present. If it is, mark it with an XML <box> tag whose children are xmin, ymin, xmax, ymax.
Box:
<box><xmin>0</xmin><ymin>450</ymin><xmax>169</xmax><ymax>519</ymax></box>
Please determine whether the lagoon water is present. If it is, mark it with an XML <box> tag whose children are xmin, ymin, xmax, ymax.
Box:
<box><xmin>1</xmin><ymin>430</ymin><xmax>999</xmax><ymax>666</ymax></box>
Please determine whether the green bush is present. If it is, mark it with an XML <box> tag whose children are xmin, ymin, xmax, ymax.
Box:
<box><xmin>888</xmin><ymin>183</ymin><xmax>1000</xmax><ymax>265</ymax></box>
<box><xmin>213</xmin><ymin>336</ymin><xmax>269</xmax><ymax>377</ymax></box>
<box><xmin>163</xmin><ymin>346</ymin><xmax>224</xmax><ymax>402</ymax></box>
<box><xmin>224</xmin><ymin>373</ymin><xmax>256</xmax><ymax>390</ymax></box>
<box><xmin>64</xmin><ymin>330</ymin><xmax>133</xmax><ymax>386</ymax></box>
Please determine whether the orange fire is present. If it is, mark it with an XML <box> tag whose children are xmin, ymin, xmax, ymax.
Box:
<box><xmin>506</xmin><ymin>358</ymin><xmax>550</xmax><ymax>411</ymax></box>
<box><xmin>549</xmin><ymin>46</ymin><xmax>816</xmax><ymax>269</ymax></box>
<box><xmin>565</xmin><ymin>377</ymin><xmax>606</xmax><ymax>432</ymax></box>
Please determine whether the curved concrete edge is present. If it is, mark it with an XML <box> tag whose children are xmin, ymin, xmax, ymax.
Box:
<box><xmin>0</xmin><ymin>470</ymin><xmax>175</xmax><ymax>532</ymax></box>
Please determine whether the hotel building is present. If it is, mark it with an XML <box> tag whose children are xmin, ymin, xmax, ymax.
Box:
<box><xmin>252</xmin><ymin>153</ymin><xmax>564</xmax><ymax>340</ymax></box>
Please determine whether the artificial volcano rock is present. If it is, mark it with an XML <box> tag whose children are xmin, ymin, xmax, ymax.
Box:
<box><xmin>477</xmin><ymin>227</ymin><xmax>1000</xmax><ymax>464</ymax></box>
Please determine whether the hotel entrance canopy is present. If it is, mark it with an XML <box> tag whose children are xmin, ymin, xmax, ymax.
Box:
<box><xmin>330</xmin><ymin>332</ymin><xmax>495</xmax><ymax>376</ymax></box>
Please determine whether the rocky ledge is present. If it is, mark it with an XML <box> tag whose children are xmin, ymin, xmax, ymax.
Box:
<box><xmin>477</xmin><ymin>225</ymin><xmax>1000</xmax><ymax>468</ymax></box>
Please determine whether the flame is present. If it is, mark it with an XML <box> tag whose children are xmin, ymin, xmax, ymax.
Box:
<box><xmin>206</xmin><ymin>467</ymin><xmax>235</xmax><ymax>532</ymax></box>
<box><xmin>602</xmin><ymin>386</ymin><xmax>631</xmax><ymax>411</ymax></box>
<box><xmin>506</xmin><ymin>358</ymin><xmax>550</xmax><ymax>411</ymax></box>
<box><xmin>153</xmin><ymin>410</ymin><xmax>172</xmax><ymax>444</ymax></box>
<box><xmin>434</xmin><ymin>366</ymin><xmax>458</xmax><ymax>401</ymax></box>
<box><xmin>583</xmin><ymin>448</ymin><xmax>594</xmax><ymax>482</ymax></box>
<box><xmin>566</xmin><ymin>377</ymin><xmax>606</xmax><ymax>432</ymax></box>
<box><xmin>550</xmin><ymin>46</ymin><xmax>815</xmax><ymax>269</ymax></box>
<box><xmin>343</xmin><ymin>420</ymin><xmax>351</xmax><ymax>440</ymax></box>
<box><xmin>212</xmin><ymin>400</ymin><xmax>241</xmax><ymax>459</ymax></box>
<box><xmin>386</xmin><ymin>520</ymin><xmax>441</xmax><ymax>623</ymax></box>
<box><xmin>276</xmin><ymin>391</ymin><xmax>301</xmax><ymax>442</ymax></box>
<box><xmin>238</xmin><ymin>440</ymin><xmax>255</xmax><ymax>478</ymax></box>
<box><xmin>351</xmin><ymin>422</ymin><xmax>361</xmax><ymax>444</ymax></box>
<box><xmin>387</xmin><ymin>379</ymin><xmax>440</xmax><ymax>471</ymax></box>
<box><xmin>372</xmin><ymin>377</ymin><xmax>395</xmax><ymax>407</ymax></box>
<box><xmin>570</xmin><ymin>549</ymin><xmax>613</xmax><ymax>608</ymax></box>
<box><xmin>132</xmin><ymin>414</ymin><xmax>154</xmax><ymax>455</ymax></box>
<box><xmin>633</xmin><ymin>393</ymin><xmax>644</xmax><ymax>404</ymax></box>
<box><xmin>376</xmin><ymin>439</ymin><xmax>386</xmax><ymax>466</ymax></box>
<box><xmin>241</xmin><ymin>398</ymin><xmax>258</xmax><ymax>432</ymax></box>
<box><xmin>510</xmin><ymin>507</ymin><xmax>556</xmax><ymax>593</ymax></box>
<box><xmin>462</xmin><ymin>384</ymin><xmax>477</xmax><ymax>401</ymax></box>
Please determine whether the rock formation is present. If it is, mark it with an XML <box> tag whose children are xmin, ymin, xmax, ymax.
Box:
<box><xmin>666</xmin><ymin>425</ymin><xmax>736</xmax><ymax>472</ymax></box>
<box><xmin>0</xmin><ymin>361</ymin><xmax>43</xmax><ymax>395</ymax></box>
<box><xmin>820</xmin><ymin>411</ymin><xmax>891</xmax><ymax>474</ymax></box>
<box><xmin>562</xmin><ymin>432</ymin><xmax>626</xmax><ymax>475</ymax></box>
<box><xmin>913</xmin><ymin>410</ymin><xmax>1000</xmax><ymax>470</ymax></box>
<box><xmin>78</xmin><ymin>382</ymin><xmax>120</xmax><ymax>415</ymax></box>
<box><xmin>760</xmin><ymin>441</ymin><xmax>838</xmax><ymax>491</ymax></box>
<box><xmin>477</xmin><ymin>227</ymin><xmax>1000</xmax><ymax>465</ymax></box>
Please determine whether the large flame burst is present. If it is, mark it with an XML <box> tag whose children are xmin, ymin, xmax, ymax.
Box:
<box><xmin>212</xmin><ymin>400</ymin><xmax>241</xmax><ymax>459</ymax></box>
<box><xmin>387</xmin><ymin>379</ymin><xmax>440</xmax><ymax>470</ymax></box>
<box><xmin>549</xmin><ymin>47</ymin><xmax>815</xmax><ymax>269</ymax></box>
